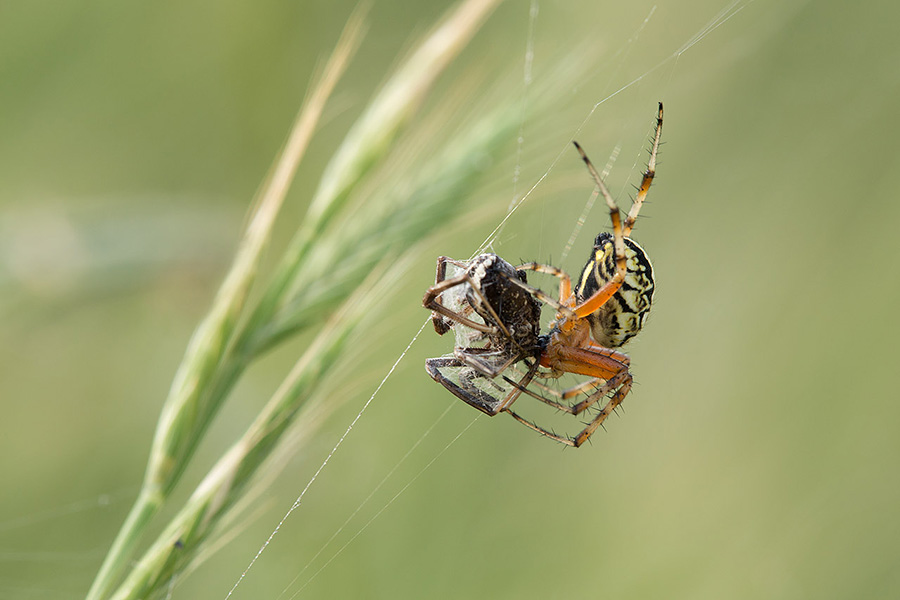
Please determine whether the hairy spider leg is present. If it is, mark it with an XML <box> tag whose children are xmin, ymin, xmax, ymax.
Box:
<box><xmin>501</xmin><ymin>335</ymin><xmax>625</xmax><ymax>389</ymax></box>
<box><xmin>624</xmin><ymin>102</ymin><xmax>663</xmax><ymax>236</ymax></box>
<box><xmin>514</xmin><ymin>102</ymin><xmax>662</xmax><ymax>326</ymax></box>
<box><xmin>506</xmin><ymin>367</ymin><xmax>631</xmax><ymax>447</ymax></box>
<box><xmin>573</xmin><ymin>140</ymin><xmax>626</xmax><ymax>275</ymax></box>
<box><xmin>501</xmin><ymin>262</ymin><xmax>577</xmax><ymax>318</ymax></box>
<box><xmin>515</xmin><ymin>262</ymin><xmax>572</xmax><ymax>303</ymax></box>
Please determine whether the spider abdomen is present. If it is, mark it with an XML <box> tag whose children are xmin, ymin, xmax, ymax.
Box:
<box><xmin>576</xmin><ymin>232</ymin><xmax>654</xmax><ymax>348</ymax></box>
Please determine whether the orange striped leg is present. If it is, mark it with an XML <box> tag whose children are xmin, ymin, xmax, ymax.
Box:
<box><xmin>572</xmin><ymin>371</ymin><xmax>633</xmax><ymax>447</ymax></box>
<box><xmin>504</xmin><ymin>369</ymin><xmax>631</xmax><ymax>448</ymax></box>
<box><xmin>623</xmin><ymin>102</ymin><xmax>663</xmax><ymax>236</ymax></box>
<box><xmin>573</xmin><ymin>141</ymin><xmax>627</xmax><ymax>283</ymax></box>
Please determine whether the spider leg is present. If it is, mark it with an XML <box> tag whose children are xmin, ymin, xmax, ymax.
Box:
<box><xmin>623</xmin><ymin>102</ymin><xmax>663</xmax><ymax>236</ymax></box>
<box><xmin>506</xmin><ymin>409</ymin><xmax>579</xmax><ymax>447</ymax></box>
<box><xmin>502</xmin><ymin>373</ymin><xmax>610</xmax><ymax>415</ymax></box>
<box><xmin>544</xmin><ymin>344</ymin><xmax>628</xmax><ymax>380</ymax></box>
<box><xmin>506</xmin><ymin>358</ymin><xmax>628</xmax><ymax>416</ymax></box>
<box><xmin>573</xmin><ymin>141</ymin><xmax>626</xmax><ymax>281</ymax></box>
<box><xmin>495</xmin><ymin>357</ymin><xmax>541</xmax><ymax>413</ymax></box>
<box><xmin>570</xmin><ymin>274</ymin><xmax>624</xmax><ymax>319</ymax></box>
<box><xmin>505</xmin><ymin>338</ymin><xmax>630</xmax><ymax>409</ymax></box>
<box><xmin>515</xmin><ymin>262</ymin><xmax>574</xmax><ymax>304</ymax></box>
<box><xmin>569</xmin><ymin>369</ymin><xmax>630</xmax><ymax>414</ymax></box>
<box><xmin>502</xmin><ymin>360</ymin><xmax>604</xmax><ymax>404</ymax></box>
<box><xmin>572</xmin><ymin>372</ymin><xmax>633</xmax><ymax>447</ymax></box>
<box><xmin>582</xmin><ymin>342</ymin><xmax>631</xmax><ymax>367</ymax></box>
<box><xmin>498</xmin><ymin>269</ymin><xmax>576</xmax><ymax>319</ymax></box>
<box><xmin>501</xmin><ymin>372</ymin><xmax>585</xmax><ymax>414</ymax></box>
<box><xmin>570</xmin><ymin>105</ymin><xmax>663</xmax><ymax>321</ymax></box>
<box><xmin>514</xmin><ymin>374</ymin><xmax>605</xmax><ymax>400</ymax></box>
<box><xmin>506</xmin><ymin>369</ymin><xmax>632</xmax><ymax>447</ymax></box>
<box><xmin>570</xmin><ymin>143</ymin><xmax>631</xmax><ymax>320</ymax></box>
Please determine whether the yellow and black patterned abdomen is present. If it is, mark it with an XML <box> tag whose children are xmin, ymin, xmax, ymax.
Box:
<box><xmin>576</xmin><ymin>232</ymin><xmax>654</xmax><ymax>348</ymax></box>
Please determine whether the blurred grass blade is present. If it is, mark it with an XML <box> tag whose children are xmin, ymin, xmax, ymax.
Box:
<box><xmin>106</xmin><ymin>256</ymin><xmax>412</xmax><ymax>600</ymax></box>
<box><xmin>85</xmin><ymin>12</ymin><xmax>367</xmax><ymax>600</ymax></box>
<box><xmin>244</xmin><ymin>0</ymin><xmax>503</xmax><ymax>348</ymax></box>
<box><xmin>260</xmin><ymin>101</ymin><xmax>525</xmax><ymax>350</ymax></box>
<box><xmin>88</xmin><ymin>0</ymin><xmax>508</xmax><ymax>596</ymax></box>
<box><xmin>304</xmin><ymin>0</ymin><xmax>501</xmax><ymax>231</ymax></box>
<box><xmin>149</xmin><ymin>0</ymin><xmax>368</xmax><ymax>505</ymax></box>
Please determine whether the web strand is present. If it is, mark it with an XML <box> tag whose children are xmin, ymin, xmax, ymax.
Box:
<box><xmin>223</xmin><ymin>320</ymin><xmax>430</xmax><ymax>599</ymax></box>
<box><xmin>479</xmin><ymin>0</ymin><xmax>540</xmax><ymax>257</ymax></box>
<box><xmin>276</xmin><ymin>403</ymin><xmax>454</xmax><ymax>600</ymax></box>
<box><xmin>289</xmin><ymin>415</ymin><xmax>481</xmax><ymax>597</ymax></box>
<box><xmin>482</xmin><ymin>1</ymin><xmax>751</xmax><ymax>255</ymax></box>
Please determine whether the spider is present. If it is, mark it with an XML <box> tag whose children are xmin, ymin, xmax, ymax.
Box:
<box><xmin>424</xmin><ymin>103</ymin><xmax>663</xmax><ymax>447</ymax></box>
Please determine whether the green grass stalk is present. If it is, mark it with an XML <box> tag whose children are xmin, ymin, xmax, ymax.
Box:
<box><xmin>87</xmin><ymin>1</ymin><xmax>505</xmax><ymax>597</ymax></box>
<box><xmin>85</xmin><ymin>12</ymin><xmax>366</xmax><ymax>600</ymax></box>
<box><xmin>107</xmin><ymin>258</ymin><xmax>409</xmax><ymax>600</ymax></box>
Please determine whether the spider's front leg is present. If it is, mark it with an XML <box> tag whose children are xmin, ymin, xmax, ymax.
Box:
<box><xmin>571</xmin><ymin>104</ymin><xmax>662</xmax><ymax>323</ymax></box>
<box><xmin>623</xmin><ymin>102</ymin><xmax>663</xmax><ymax>236</ymax></box>
<box><xmin>498</xmin><ymin>263</ymin><xmax>577</xmax><ymax>319</ymax></box>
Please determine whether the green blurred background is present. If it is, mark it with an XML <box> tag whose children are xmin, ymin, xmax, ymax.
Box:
<box><xmin>2</xmin><ymin>0</ymin><xmax>900</xmax><ymax>598</ymax></box>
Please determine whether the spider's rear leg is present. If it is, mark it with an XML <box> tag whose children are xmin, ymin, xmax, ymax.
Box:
<box><xmin>508</xmin><ymin>364</ymin><xmax>630</xmax><ymax>416</ymax></box>
<box><xmin>572</xmin><ymin>371</ymin><xmax>633</xmax><ymax>447</ymax></box>
<box><xmin>506</xmin><ymin>369</ymin><xmax>632</xmax><ymax>448</ymax></box>
<box><xmin>505</xmin><ymin>374</ymin><xmax>603</xmax><ymax>414</ymax></box>
<box><xmin>510</xmin><ymin>374</ymin><xmax>619</xmax><ymax>415</ymax></box>
<box><xmin>506</xmin><ymin>409</ymin><xmax>579</xmax><ymax>447</ymax></box>
<box><xmin>542</xmin><ymin>344</ymin><xmax>629</xmax><ymax>380</ymax></box>
<box><xmin>505</xmin><ymin>342</ymin><xmax>630</xmax><ymax>414</ymax></box>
